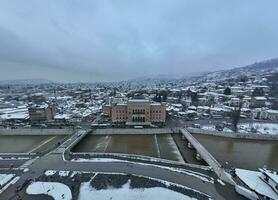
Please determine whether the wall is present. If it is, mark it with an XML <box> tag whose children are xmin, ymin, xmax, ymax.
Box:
<box><xmin>0</xmin><ymin>128</ymin><xmax>73</xmax><ymax>135</ymax></box>
<box><xmin>187</xmin><ymin>127</ymin><xmax>278</xmax><ymax>140</ymax></box>
<box><xmin>91</xmin><ymin>128</ymin><xmax>173</xmax><ymax>135</ymax></box>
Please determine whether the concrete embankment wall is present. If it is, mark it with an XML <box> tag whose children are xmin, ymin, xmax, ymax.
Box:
<box><xmin>90</xmin><ymin>128</ymin><xmax>173</xmax><ymax>135</ymax></box>
<box><xmin>0</xmin><ymin>128</ymin><xmax>73</xmax><ymax>135</ymax></box>
<box><xmin>187</xmin><ymin>127</ymin><xmax>278</xmax><ymax>140</ymax></box>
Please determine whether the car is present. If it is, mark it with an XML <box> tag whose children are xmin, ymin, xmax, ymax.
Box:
<box><xmin>15</xmin><ymin>179</ymin><xmax>32</xmax><ymax>192</ymax></box>
<box><xmin>192</xmin><ymin>123</ymin><xmax>201</xmax><ymax>128</ymax></box>
<box><xmin>17</xmin><ymin>196</ymin><xmax>23</xmax><ymax>200</ymax></box>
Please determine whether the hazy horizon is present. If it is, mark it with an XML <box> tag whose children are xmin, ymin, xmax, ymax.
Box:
<box><xmin>0</xmin><ymin>0</ymin><xmax>278</xmax><ymax>82</ymax></box>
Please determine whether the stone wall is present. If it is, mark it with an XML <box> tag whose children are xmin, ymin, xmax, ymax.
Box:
<box><xmin>0</xmin><ymin>128</ymin><xmax>73</xmax><ymax>135</ymax></box>
<box><xmin>91</xmin><ymin>128</ymin><xmax>173</xmax><ymax>135</ymax></box>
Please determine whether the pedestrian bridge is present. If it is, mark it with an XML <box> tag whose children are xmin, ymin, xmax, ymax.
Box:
<box><xmin>180</xmin><ymin>128</ymin><xmax>235</xmax><ymax>185</ymax></box>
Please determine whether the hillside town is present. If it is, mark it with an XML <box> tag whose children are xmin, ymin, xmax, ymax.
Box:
<box><xmin>1</xmin><ymin>68</ymin><xmax>277</xmax><ymax>132</ymax></box>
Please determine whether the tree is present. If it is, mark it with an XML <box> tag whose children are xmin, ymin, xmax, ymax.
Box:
<box><xmin>231</xmin><ymin>103</ymin><xmax>242</xmax><ymax>132</ymax></box>
<box><xmin>113</xmin><ymin>88</ymin><xmax>117</xmax><ymax>96</ymax></box>
<box><xmin>252</xmin><ymin>87</ymin><xmax>265</xmax><ymax>97</ymax></box>
<box><xmin>224</xmin><ymin>87</ymin><xmax>231</xmax><ymax>95</ymax></box>
<box><xmin>239</xmin><ymin>75</ymin><xmax>248</xmax><ymax>82</ymax></box>
<box><xmin>160</xmin><ymin>90</ymin><xmax>168</xmax><ymax>102</ymax></box>
<box><xmin>190</xmin><ymin>92</ymin><xmax>198</xmax><ymax>106</ymax></box>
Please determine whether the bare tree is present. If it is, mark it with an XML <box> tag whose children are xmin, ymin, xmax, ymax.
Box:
<box><xmin>231</xmin><ymin>102</ymin><xmax>242</xmax><ymax>132</ymax></box>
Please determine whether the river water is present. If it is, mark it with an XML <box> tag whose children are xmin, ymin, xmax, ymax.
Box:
<box><xmin>194</xmin><ymin>134</ymin><xmax>278</xmax><ymax>170</ymax></box>
<box><xmin>72</xmin><ymin>134</ymin><xmax>185</xmax><ymax>162</ymax></box>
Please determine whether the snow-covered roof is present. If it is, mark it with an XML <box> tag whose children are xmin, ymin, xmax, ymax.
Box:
<box><xmin>254</xmin><ymin>97</ymin><xmax>267</xmax><ymax>101</ymax></box>
<box><xmin>197</xmin><ymin>106</ymin><xmax>210</xmax><ymax>110</ymax></box>
<box><xmin>0</xmin><ymin>112</ymin><xmax>29</xmax><ymax>120</ymax></box>
<box><xmin>263</xmin><ymin>171</ymin><xmax>278</xmax><ymax>184</ymax></box>
<box><xmin>172</xmin><ymin>104</ymin><xmax>182</xmax><ymax>108</ymax></box>
<box><xmin>188</xmin><ymin>105</ymin><xmax>196</xmax><ymax>109</ymax></box>
<box><xmin>151</xmin><ymin>103</ymin><xmax>162</xmax><ymax>106</ymax></box>
<box><xmin>185</xmin><ymin>110</ymin><xmax>196</xmax><ymax>114</ymax></box>
<box><xmin>54</xmin><ymin>114</ymin><xmax>71</xmax><ymax>120</ymax></box>
<box><xmin>235</xmin><ymin>168</ymin><xmax>278</xmax><ymax>199</ymax></box>
<box><xmin>267</xmin><ymin>109</ymin><xmax>278</xmax><ymax>114</ymax></box>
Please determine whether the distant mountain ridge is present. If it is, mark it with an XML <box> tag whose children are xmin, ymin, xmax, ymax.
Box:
<box><xmin>195</xmin><ymin>57</ymin><xmax>278</xmax><ymax>81</ymax></box>
<box><xmin>0</xmin><ymin>78</ymin><xmax>55</xmax><ymax>85</ymax></box>
<box><xmin>0</xmin><ymin>57</ymin><xmax>277</xmax><ymax>85</ymax></box>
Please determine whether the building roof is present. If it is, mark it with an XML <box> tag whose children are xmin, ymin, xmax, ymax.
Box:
<box><xmin>131</xmin><ymin>95</ymin><xmax>147</xmax><ymax>100</ymax></box>
<box><xmin>128</xmin><ymin>99</ymin><xmax>149</xmax><ymax>103</ymax></box>
<box><xmin>264</xmin><ymin>171</ymin><xmax>278</xmax><ymax>184</ymax></box>
<box><xmin>254</xmin><ymin>96</ymin><xmax>267</xmax><ymax>101</ymax></box>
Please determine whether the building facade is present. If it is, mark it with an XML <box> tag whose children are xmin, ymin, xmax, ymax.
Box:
<box><xmin>105</xmin><ymin>97</ymin><xmax>166</xmax><ymax>126</ymax></box>
<box><xmin>28</xmin><ymin>103</ymin><xmax>56</xmax><ymax>124</ymax></box>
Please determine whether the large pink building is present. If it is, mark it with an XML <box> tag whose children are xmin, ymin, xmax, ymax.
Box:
<box><xmin>103</xmin><ymin>97</ymin><xmax>166</xmax><ymax>126</ymax></box>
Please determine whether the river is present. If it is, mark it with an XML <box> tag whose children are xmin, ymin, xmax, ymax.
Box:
<box><xmin>194</xmin><ymin>134</ymin><xmax>278</xmax><ymax>170</ymax></box>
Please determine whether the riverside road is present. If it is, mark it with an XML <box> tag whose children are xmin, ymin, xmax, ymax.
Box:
<box><xmin>0</xmin><ymin>130</ymin><xmax>245</xmax><ymax>200</ymax></box>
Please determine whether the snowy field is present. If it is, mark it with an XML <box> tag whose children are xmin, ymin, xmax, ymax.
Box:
<box><xmin>202</xmin><ymin>122</ymin><xmax>278</xmax><ymax>135</ymax></box>
<box><xmin>26</xmin><ymin>182</ymin><xmax>72</xmax><ymax>200</ymax></box>
<box><xmin>79</xmin><ymin>180</ymin><xmax>196</xmax><ymax>200</ymax></box>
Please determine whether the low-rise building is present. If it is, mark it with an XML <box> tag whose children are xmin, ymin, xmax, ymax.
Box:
<box><xmin>251</xmin><ymin>96</ymin><xmax>267</xmax><ymax>108</ymax></box>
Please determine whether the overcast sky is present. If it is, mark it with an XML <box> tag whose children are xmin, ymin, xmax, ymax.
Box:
<box><xmin>0</xmin><ymin>0</ymin><xmax>277</xmax><ymax>82</ymax></box>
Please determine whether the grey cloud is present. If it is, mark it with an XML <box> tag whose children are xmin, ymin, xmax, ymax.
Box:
<box><xmin>0</xmin><ymin>0</ymin><xmax>277</xmax><ymax>82</ymax></box>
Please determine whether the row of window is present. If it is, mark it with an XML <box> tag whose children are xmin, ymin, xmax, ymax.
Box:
<box><xmin>132</xmin><ymin>116</ymin><xmax>145</xmax><ymax>122</ymax></box>
<box><xmin>115</xmin><ymin>109</ymin><xmax>162</xmax><ymax>115</ymax></box>
<box><xmin>116</xmin><ymin>115</ymin><xmax>127</xmax><ymax>120</ymax></box>
<box><xmin>132</xmin><ymin>109</ymin><xmax>145</xmax><ymax>114</ymax></box>
<box><xmin>150</xmin><ymin>110</ymin><xmax>161</xmax><ymax>113</ymax></box>
<box><xmin>151</xmin><ymin>114</ymin><xmax>162</xmax><ymax>120</ymax></box>
<box><xmin>115</xmin><ymin>110</ymin><xmax>126</xmax><ymax>113</ymax></box>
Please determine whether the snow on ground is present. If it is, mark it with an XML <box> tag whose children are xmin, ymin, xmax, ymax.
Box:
<box><xmin>45</xmin><ymin>170</ymin><xmax>56</xmax><ymax>176</ymax></box>
<box><xmin>71</xmin><ymin>158</ymin><xmax>214</xmax><ymax>183</ymax></box>
<box><xmin>58</xmin><ymin>170</ymin><xmax>70</xmax><ymax>177</ymax></box>
<box><xmin>217</xmin><ymin>179</ymin><xmax>225</xmax><ymax>186</ymax></box>
<box><xmin>72</xmin><ymin>158</ymin><xmax>124</xmax><ymax>162</ymax></box>
<box><xmin>0</xmin><ymin>176</ymin><xmax>20</xmax><ymax>194</ymax></box>
<box><xmin>44</xmin><ymin>170</ymin><xmax>70</xmax><ymax>177</ymax></box>
<box><xmin>201</xmin><ymin>125</ymin><xmax>216</xmax><ymax>131</ymax></box>
<box><xmin>26</xmin><ymin>182</ymin><xmax>72</xmax><ymax>200</ymax></box>
<box><xmin>78</xmin><ymin>180</ymin><xmax>197</xmax><ymax>200</ymax></box>
<box><xmin>202</xmin><ymin>122</ymin><xmax>278</xmax><ymax>135</ymax></box>
<box><xmin>235</xmin><ymin>168</ymin><xmax>278</xmax><ymax>199</ymax></box>
<box><xmin>238</xmin><ymin>123</ymin><xmax>278</xmax><ymax>135</ymax></box>
<box><xmin>0</xmin><ymin>157</ymin><xmax>30</xmax><ymax>160</ymax></box>
<box><xmin>23</xmin><ymin>168</ymin><xmax>29</xmax><ymax>172</ymax></box>
<box><xmin>0</xmin><ymin>174</ymin><xmax>15</xmax><ymax>187</ymax></box>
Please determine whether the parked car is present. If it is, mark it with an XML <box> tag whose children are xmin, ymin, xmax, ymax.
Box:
<box><xmin>15</xmin><ymin>179</ymin><xmax>32</xmax><ymax>192</ymax></box>
<box><xmin>192</xmin><ymin>123</ymin><xmax>201</xmax><ymax>128</ymax></box>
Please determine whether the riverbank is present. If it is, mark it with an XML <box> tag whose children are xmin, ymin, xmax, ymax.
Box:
<box><xmin>188</xmin><ymin>127</ymin><xmax>278</xmax><ymax>140</ymax></box>
<box><xmin>0</xmin><ymin>128</ymin><xmax>73</xmax><ymax>135</ymax></box>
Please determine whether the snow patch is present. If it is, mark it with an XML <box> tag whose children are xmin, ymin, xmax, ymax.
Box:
<box><xmin>45</xmin><ymin>170</ymin><xmax>57</xmax><ymax>176</ymax></box>
<box><xmin>0</xmin><ymin>174</ymin><xmax>15</xmax><ymax>187</ymax></box>
<box><xmin>26</xmin><ymin>182</ymin><xmax>72</xmax><ymax>200</ymax></box>
<box><xmin>59</xmin><ymin>171</ymin><xmax>70</xmax><ymax>177</ymax></box>
<box><xmin>78</xmin><ymin>180</ymin><xmax>197</xmax><ymax>200</ymax></box>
